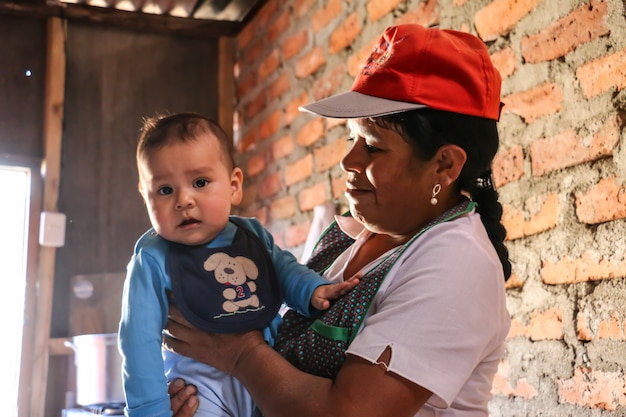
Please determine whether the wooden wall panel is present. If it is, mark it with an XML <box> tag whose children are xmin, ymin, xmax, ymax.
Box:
<box><xmin>0</xmin><ymin>15</ymin><xmax>46</xmax><ymax>158</ymax></box>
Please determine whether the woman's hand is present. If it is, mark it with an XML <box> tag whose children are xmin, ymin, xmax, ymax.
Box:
<box><xmin>162</xmin><ymin>303</ymin><xmax>267</xmax><ymax>374</ymax></box>
<box><xmin>168</xmin><ymin>379</ymin><xmax>198</xmax><ymax>417</ymax></box>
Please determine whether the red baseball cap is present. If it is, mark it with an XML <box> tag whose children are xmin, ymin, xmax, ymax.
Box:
<box><xmin>300</xmin><ymin>24</ymin><xmax>502</xmax><ymax>121</ymax></box>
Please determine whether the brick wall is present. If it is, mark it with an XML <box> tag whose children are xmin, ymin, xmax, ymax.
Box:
<box><xmin>231</xmin><ymin>0</ymin><xmax>626</xmax><ymax>415</ymax></box>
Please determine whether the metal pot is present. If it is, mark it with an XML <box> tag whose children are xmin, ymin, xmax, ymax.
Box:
<box><xmin>65</xmin><ymin>333</ymin><xmax>125</xmax><ymax>406</ymax></box>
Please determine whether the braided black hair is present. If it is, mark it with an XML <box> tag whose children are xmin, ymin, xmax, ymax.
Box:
<box><xmin>377</xmin><ymin>108</ymin><xmax>512</xmax><ymax>281</ymax></box>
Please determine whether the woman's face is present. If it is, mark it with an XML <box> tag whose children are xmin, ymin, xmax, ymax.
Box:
<box><xmin>341</xmin><ymin>118</ymin><xmax>438</xmax><ymax>238</ymax></box>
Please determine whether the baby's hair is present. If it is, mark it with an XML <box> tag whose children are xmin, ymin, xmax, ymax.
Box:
<box><xmin>377</xmin><ymin>108</ymin><xmax>512</xmax><ymax>281</ymax></box>
<box><xmin>137</xmin><ymin>112</ymin><xmax>236</xmax><ymax>171</ymax></box>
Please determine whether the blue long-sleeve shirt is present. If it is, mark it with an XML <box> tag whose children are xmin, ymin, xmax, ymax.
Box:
<box><xmin>118</xmin><ymin>216</ymin><xmax>328</xmax><ymax>417</ymax></box>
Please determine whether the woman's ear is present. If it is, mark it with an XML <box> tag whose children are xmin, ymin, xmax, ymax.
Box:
<box><xmin>434</xmin><ymin>144</ymin><xmax>467</xmax><ymax>187</ymax></box>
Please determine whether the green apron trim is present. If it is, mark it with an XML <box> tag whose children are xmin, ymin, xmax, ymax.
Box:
<box><xmin>311</xmin><ymin>319</ymin><xmax>350</xmax><ymax>341</ymax></box>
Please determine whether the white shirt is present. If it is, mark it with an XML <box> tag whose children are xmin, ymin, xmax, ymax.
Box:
<box><xmin>323</xmin><ymin>211</ymin><xmax>511</xmax><ymax>417</ymax></box>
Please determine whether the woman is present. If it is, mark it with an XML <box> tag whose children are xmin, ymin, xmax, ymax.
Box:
<box><xmin>164</xmin><ymin>24</ymin><xmax>511</xmax><ymax>417</ymax></box>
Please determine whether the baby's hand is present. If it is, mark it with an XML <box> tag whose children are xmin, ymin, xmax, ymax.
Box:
<box><xmin>310</xmin><ymin>274</ymin><xmax>361</xmax><ymax>310</ymax></box>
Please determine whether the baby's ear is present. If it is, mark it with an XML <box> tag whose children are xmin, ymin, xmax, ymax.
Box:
<box><xmin>204</xmin><ymin>252</ymin><xmax>227</xmax><ymax>271</ymax></box>
<box><xmin>237</xmin><ymin>257</ymin><xmax>259</xmax><ymax>279</ymax></box>
<box><xmin>230</xmin><ymin>167</ymin><xmax>244</xmax><ymax>206</ymax></box>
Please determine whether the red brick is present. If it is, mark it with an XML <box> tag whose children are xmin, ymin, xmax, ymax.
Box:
<box><xmin>557</xmin><ymin>367</ymin><xmax>626</xmax><ymax>411</ymax></box>
<box><xmin>259</xmin><ymin>172</ymin><xmax>283</xmax><ymax>199</ymax></box>
<box><xmin>312</xmin><ymin>64</ymin><xmax>347</xmax><ymax>101</ymax></box>
<box><xmin>293</xmin><ymin>0</ymin><xmax>316</xmax><ymax>18</ymax></box>
<box><xmin>311</xmin><ymin>0</ymin><xmax>342</xmax><ymax>33</ymax></box>
<box><xmin>268</xmin><ymin>72</ymin><xmax>291</xmax><ymax>100</ymax></box>
<box><xmin>501</xmin><ymin>82</ymin><xmax>563</xmax><ymax>123</ymax></box>
<box><xmin>475</xmin><ymin>0</ymin><xmax>543</xmax><ymax>42</ymax></box>
<box><xmin>285</xmin><ymin>220</ymin><xmax>312</xmax><ymax>247</ymax></box>
<box><xmin>596</xmin><ymin>312</ymin><xmax>625</xmax><ymax>340</ymax></box>
<box><xmin>575</xmin><ymin>177</ymin><xmax>626</xmax><ymax>224</ymax></box>
<box><xmin>258</xmin><ymin>111</ymin><xmax>282</xmax><ymax>141</ymax></box>
<box><xmin>528</xmin><ymin>308</ymin><xmax>563</xmax><ymax>341</ymax></box>
<box><xmin>329</xmin><ymin>12</ymin><xmax>362</xmax><ymax>54</ymax></box>
<box><xmin>576</xmin><ymin>47</ymin><xmax>626</xmax><ymax>98</ymax></box>
<box><xmin>271</xmin><ymin>228</ymin><xmax>286</xmax><ymax>249</ymax></box>
<box><xmin>282</xmin><ymin>29</ymin><xmax>309</xmax><ymax>61</ymax></box>
<box><xmin>394</xmin><ymin>0</ymin><xmax>439</xmax><ymax>27</ymax></box>
<box><xmin>314</xmin><ymin>139</ymin><xmax>348</xmax><ymax>172</ymax></box>
<box><xmin>295</xmin><ymin>46</ymin><xmax>326</xmax><ymax>78</ymax></box>
<box><xmin>239</xmin><ymin>128</ymin><xmax>258</xmax><ymax>153</ymax></box>
<box><xmin>492</xmin><ymin>361</ymin><xmax>538</xmax><ymax>399</ymax></box>
<box><xmin>366</xmin><ymin>0</ymin><xmax>402</xmax><ymax>22</ymax></box>
<box><xmin>237</xmin><ymin>20</ymin><xmax>256</xmax><ymax>49</ymax></box>
<box><xmin>270</xmin><ymin>195</ymin><xmax>297</xmax><ymax>220</ymax></box>
<box><xmin>267</xmin><ymin>10</ymin><xmax>291</xmax><ymax>44</ymax></box>
<box><xmin>296</xmin><ymin>118</ymin><xmax>325</xmax><ymax>147</ymax></box>
<box><xmin>259</xmin><ymin>49</ymin><xmax>280</xmax><ymax>81</ymax></box>
<box><xmin>272</xmin><ymin>134</ymin><xmax>295</xmax><ymax>160</ymax></box>
<box><xmin>521</xmin><ymin>0</ymin><xmax>609</xmax><ymax>64</ymax></box>
<box><xmin>541</xmin><ymin>250</ymin><xmax>626</xmax><ymax>285</ymax></box>
<box><xmin>240</xmin><ymin>37</ymin><xmax>266</xmax><ymax>66</ymax></box>
<box><xmin>254</xmin><ymin>0</ymin><xmax>279</xmax><ymax>28</ymax></box>
<box><xmin>244</xmin><ymin>90</ymin><xmax>267</xmax><ymax>119</ymax></box>
<box><xmin>285</xmin><ymin>92</ymin><xmax>311</xmax><ymax>126</ymax></box>
<box><xmin>326</xmin><ymin>117</ymin><xmax>347</xmax><ymax>131</ymax></box>
<box><xmin>285</xmin><ymin>154</ymin><xmax>313</xmax><ymax>186</ymax></box>
<box><xmin>506</xmin><ymin>318</ymin><xmax>528</xmax><ymax>338</ymax></box>
<box><xmin>253</xmin><ymin>205</ymin><xmax>268</xmax><ymax>225</ymax></box>
<box><xmin>241</xmin><ymin>183</ymin><xmax>258</xmax><ymax>207</ymax></box>
<box><xmin>530</xmin><ymin>117</ymin><xmax>620</xmax><ymax>176</ymax></box>
<box><xmin>492</xmin><ymin>145</ymin><xmax>524</xmax><ymax>188</ymax></box>
<box><xmin>237</xmin><ymin>203</ymin><xmax>265</xmax><ymax>222</ymax></box>
<box><xmin>501</xmin><ymin>194</ymin><xmax>559</xmax><ymax>240</ymax></box>
<box><xmin>298</xmin><ymin>182</ymin><xmax>328</xmax><ymax>211</ymax></box>
<box><xmin>331</xmin><ymin>174</ymin><xmax>347</xmax><ymax>200</ymax></box>
<box><xmin>246</xmin><ymin>152</ymin><xmax>267</xmax><ymax>178</ymax></box>
<box><xmin>491</xmin><ymin>47</ymin><xmax>517</xmax><ymax>78</ymax></box>
<box><xmin>504</xmin><ymin>272</ymin><xmax>524</xmax><ymax>290</ymax></box>
<box><xmin>237</xmin><ymin>71</ymin><xmax>258</xmax><ymax>99</ymax></box>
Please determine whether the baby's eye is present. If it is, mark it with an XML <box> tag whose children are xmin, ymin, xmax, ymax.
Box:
<box><xmin>194</xmin><ymin>178</ymin><xmax>209</xmax><ymax>188</ymax></box>
<box><xmin>158</xmin><ymin>186</ymin><xmax>173</xmax><ymax>196</ymax></box>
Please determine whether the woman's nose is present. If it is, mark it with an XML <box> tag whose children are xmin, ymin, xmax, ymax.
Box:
<box><xmin>340</xmin><ymin>142</ymin><xmax>361</xmax><ymax>173</ymax></box>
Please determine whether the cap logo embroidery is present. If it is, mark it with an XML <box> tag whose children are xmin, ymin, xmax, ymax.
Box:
<box><xmin>361</xmin><ymin>36</ymin><xmax>405</xmax><ymax>76</ymax></box>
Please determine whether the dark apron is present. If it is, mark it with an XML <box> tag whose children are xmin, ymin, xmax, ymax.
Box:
<box><xmin>168</xmin><ymin>219</ymin><xmax>282</xmax><ymax>333</ymax></box>
<box><xmin>274</xmin><ymin>199</ymin><xmax>474</xmax><ymax>378</ymax></box>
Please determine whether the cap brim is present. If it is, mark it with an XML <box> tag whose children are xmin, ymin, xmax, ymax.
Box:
<box><xmin>299</xmin><ymin>91</ymin><xmax>428</xmax><ymax>119</ymax></box>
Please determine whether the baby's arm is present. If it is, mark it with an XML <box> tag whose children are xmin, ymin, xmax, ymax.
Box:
<box><xmin>310</xmin><ymin>275</ymin><xmax>360</xmax><ymax>310</ymax></box>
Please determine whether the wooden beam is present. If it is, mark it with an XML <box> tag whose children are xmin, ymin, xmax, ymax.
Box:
<box><xmin>30</xmin><ymin>16</ymin><xmax>66</xmax><ymax>417</ymax></box>
<box><xmin>0</xmin><ymin>0</ymin><xmax>241</xmax><ymax>38</ymax></box>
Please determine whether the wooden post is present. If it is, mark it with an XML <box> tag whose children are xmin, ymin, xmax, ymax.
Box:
<box><xmin>29</xmin><ymin>16</ymin><xmax>65</xmax><ymax>417</ymax></box>
<box><xmin>218</xmin><ymin>36</ymin><xmax>235</xmax><ymax>143</ymax></box>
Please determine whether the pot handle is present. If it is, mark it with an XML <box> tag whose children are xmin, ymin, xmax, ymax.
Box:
<box><xmin>64</xmin><ymin>340</ymin><xmax>77</xmax><ymax>352</ymax></box>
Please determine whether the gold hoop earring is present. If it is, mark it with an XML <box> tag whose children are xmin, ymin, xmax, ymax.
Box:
<box><xmin>430</xmin><ymin>184</ymin><xmax>441</xmax><ymax>206</ymax></box>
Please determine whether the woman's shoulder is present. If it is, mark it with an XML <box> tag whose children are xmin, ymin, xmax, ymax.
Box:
<box><xmin>401</xmin><ymin>212</ymin><xmax>503</xmax><ymax>280</ymax></box>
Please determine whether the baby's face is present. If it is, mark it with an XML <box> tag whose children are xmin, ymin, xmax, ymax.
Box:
<box><xmin>138</xmin><ymin>133</ymin><xmax>242</xmax><ymax>246</ymax></box>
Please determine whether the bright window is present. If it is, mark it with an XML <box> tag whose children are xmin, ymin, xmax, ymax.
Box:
<box><xmin>0</xmin><ymin>165</ymin><xmax>31</xmax><ymax>417</ymax></box>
